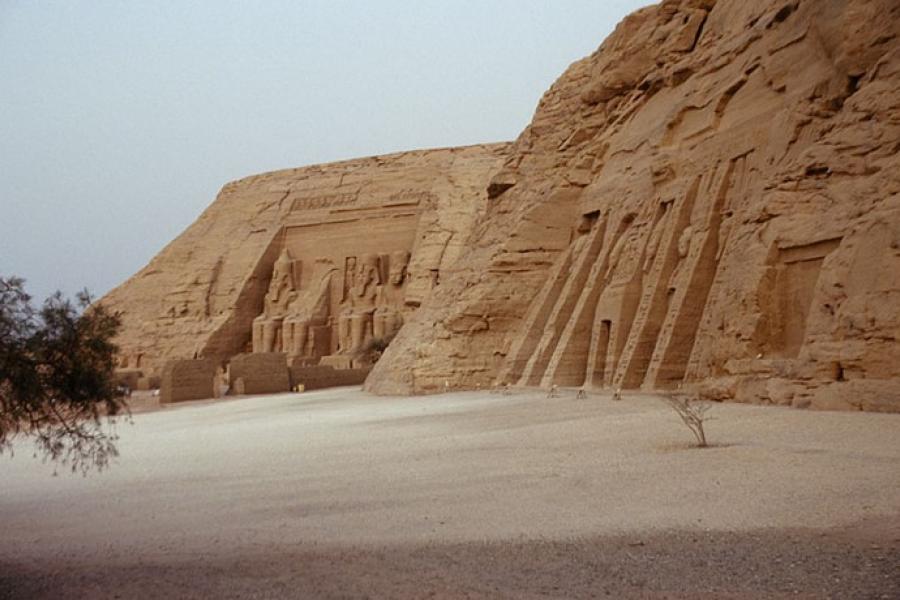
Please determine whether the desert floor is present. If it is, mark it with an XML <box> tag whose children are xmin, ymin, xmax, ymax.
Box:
<box><xmin>1</xmin><ymin>388</ymin><xmax>898</xmax><ymax>599</ymax></box>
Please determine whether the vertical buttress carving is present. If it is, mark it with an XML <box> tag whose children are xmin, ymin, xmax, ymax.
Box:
<box><xmin>538</xmin><ymin>215</ymin><xmax>609</xmax><ymax>387</ymax></box>
<box><xmin>643</xmin><ymin>155</ymin><xmax>744</xmax><ymax>388</ymax></box>
<box><xmin>518</xmin><ymin>227</ymin><xmax>599</xmax><ymax>386</ymax></box>
<box><xmin>614</xmin><ymin>177</ymin><xmax>701</xmax><ymax>388</ymax></box>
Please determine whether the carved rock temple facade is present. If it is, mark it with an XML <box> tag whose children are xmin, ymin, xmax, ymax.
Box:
<box><xmin>365</xmin><ymin>0</ymin><xmax>900</xmax><ymax>411</ymax></box>
<box><xmin>103</xmin><ymin>0</ymin><xmax>900</xmax><ymax>411</ymax></box>
<box><xmin>102</xmin><ymin>144</ymin><xmax>510</xmax><ymax>377</ymax></box>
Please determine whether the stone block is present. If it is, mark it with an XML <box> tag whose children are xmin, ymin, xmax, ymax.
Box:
<box><xmin>228</xmin><ymin>352</ymin><xmax>290</xmax><ymax>395</ymax></box>
<box><xmin>136</xmin><ymin>375</ymin><xmax>161</xmax><ymax>391</ymax></box>
<box><xmin>289</xmin><ymin>365</ymin><xmax>371</xmax><ymax>391</ymax></box>
<box><xmin>319</xmin><ymin>355</ymin><xmax>354</xmax><ymax>370</ymax></box>
<box><xmin>160</xmin><ymin>359</ymin><xmax>216</xmax><ymax>404</ymax></box>
<box><xmin>113</xmin><ymin>368</ymin><xmax>143</xmax><ymax>391</ymax></box>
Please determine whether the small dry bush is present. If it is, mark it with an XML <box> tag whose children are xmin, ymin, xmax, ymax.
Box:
<box><xmin>661</xmin><ymin>392</ymin><xmax>713</xmax><ymax>448</ymax></box>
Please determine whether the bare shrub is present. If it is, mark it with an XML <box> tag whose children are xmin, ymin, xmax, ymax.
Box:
<box><xmin>661</xmin><ymin>392</ymin><xmax>713</xmax><ymax>448</ymax></box>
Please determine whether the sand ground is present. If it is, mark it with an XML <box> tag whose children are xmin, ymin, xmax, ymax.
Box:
<box><xmin>1</xmin><ymin>388</ymin><xmax>898</xmax><ymax>599</ymax></box>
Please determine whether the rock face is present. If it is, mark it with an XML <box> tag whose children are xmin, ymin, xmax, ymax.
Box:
<box><xmin>104</xmin><ymin>0</ymin><xmax>900</xmax><ymax>412</ymax></box>
<box><xmin>366</xmin><ymin>0</ymin><xmax>900</xmax><ymax>411</ymax></box>
<box><xmin>101</xmin><ymin>144</ymin><xmax>510</xmax><ymax>374</ymax></box>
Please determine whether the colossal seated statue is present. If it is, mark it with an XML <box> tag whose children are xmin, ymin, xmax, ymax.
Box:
<box><xmin>282</xmin><ymin>261</ymin><xmax>336</xmax><ymax>359</ymax></box>
<box><xmin>337</xmin><ymin>253</ymin><xmax>380</xmax><ymax>355</ymax></box>
<box><xmin>252</xmin><ymin>249</ymin><xmax>299</xmax><ymax>353</ymax></box>
<box><xmin>373</xmin><ymin>250</ymin><xmax>410</xmax><ymax>341</ymax></box>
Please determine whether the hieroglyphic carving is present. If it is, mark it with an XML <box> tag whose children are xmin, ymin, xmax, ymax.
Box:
<box><xmin>385</xmin><ymin>190</ymin><xmax>437</xmax><ymax>205</ymax></box>
<box><xmin>291</xmin><ymin>193</ymin><xmax>357</xmax><ymax>212</ymax></box>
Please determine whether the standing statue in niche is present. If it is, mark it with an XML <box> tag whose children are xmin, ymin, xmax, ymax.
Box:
<box><xmin>643</xmin><ymin>205</ymin><xmax>671</xmax><ymax>273</ymax></box>
<box><xmin>668</xmin><ymin>225</ymin><xmax>693</xmax><ymax>291</ymax></box>
<box><xmin>252</xmin><ymin>249</ymin><xmax>300</xmax><ymax>353</ymax></box>
<box><xmin>337</xmin><ymin>253</ymin><xmax>380</xmax><ymax>355</ymax></box>
<box><xmin>282</xmin><ymin>262</ymin><xmax>337</xmax><ymax>359</ymax></box>
<box><xmin>373</xmin><ymin>250</ymin><xmax>410</xmax><ymax>341</ymax></box>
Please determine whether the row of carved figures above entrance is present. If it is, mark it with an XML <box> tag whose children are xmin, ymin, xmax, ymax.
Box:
<box><xmin>251</xmin><ymin>248</ymin><xmax>411</xmax><ymax>362</ymax></box>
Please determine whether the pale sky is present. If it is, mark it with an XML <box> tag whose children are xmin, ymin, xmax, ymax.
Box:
<box><xmin>0</xmin><ymin>1</ymin><xmax>649</xmax><ymax>303</ymax></box>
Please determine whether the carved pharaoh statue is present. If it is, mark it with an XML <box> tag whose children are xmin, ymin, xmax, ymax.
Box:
<box><xmin>337</xmin><ymin>253</ymin><xmax>380</xmax><ymax>355</ymax></box>
<box><xmin>373</xmin><ymin>250</ymin><xmax>410</xmax><ymax>341</ymax></box>
<box><xmin>252</xmin><ymin>249</ymin><xmax>300</xmax><ymax>353</ymax></box>
<box><xmin>281</xmin><ymin>262</ymin><xmax>336</xmax><ymax>359</ymax></box>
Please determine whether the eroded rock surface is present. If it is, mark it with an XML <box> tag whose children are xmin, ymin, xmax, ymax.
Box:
<box><xmin>104</xmin><ymin>0</ymin><xmax>899</xmax><ymax>411</ymax></box>
<box><xmin>367</xmin><ymin>0</ymin><xmax>900</xmax><ymax>411</ymax></box>
<box><xmin>101</xmin><ymin>144</ymin><xmax>510</xmax><ymax>374</ymax></box>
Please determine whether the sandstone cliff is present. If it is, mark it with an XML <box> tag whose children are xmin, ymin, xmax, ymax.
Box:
<box><xmin>102</xmin><ymin>144</ymin><xmax>510</xmax><ymax>373</ymax></box>
<box><xmin>366</xmin><ymin>0</ymin><xmax>900</xmax><ymax>411</ymax></box>
<box><xmin>104</xmin><ymin>0</ymin><xmax>900</xmax><ymax>412</ymax></box>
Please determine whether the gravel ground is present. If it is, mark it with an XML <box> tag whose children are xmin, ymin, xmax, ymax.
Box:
<box><xmin>1</xmin><ymin>388</ymin><xmax>898</xmax><ymax>599</ymax></box>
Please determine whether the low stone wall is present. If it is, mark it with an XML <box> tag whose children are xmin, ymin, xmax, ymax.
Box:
<box><xmin>113</xmin><ymin>368</ymin><xmax>143</xmax><ymax>391</ymax></box>
<box><xmin>160</xmin><ymin>359</ymin><xmax>216</xmax><ymax>404</ymax></box>
<box><xmin>290</xmin><ymin>365</ymin><xmax>371</xmax><ymax>391</ymax></box>
<box><xmin>136</xmin><ymin>375</ymin><xmax>161</xmax><ymax>391</ymax></box>
<box><xmin>228</xmin><ymin>352</ymin><xmax>291</xmax><ymax>395</ymax></box>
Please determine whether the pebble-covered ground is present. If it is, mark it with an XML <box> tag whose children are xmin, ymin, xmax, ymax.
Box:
<box><xmin>2</xmin><ymin>388</ymin><xmax>898</xmax><ymax>598</ymax></box>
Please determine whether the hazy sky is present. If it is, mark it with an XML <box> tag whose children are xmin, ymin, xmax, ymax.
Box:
<box><xmin>1</xmin><ymin>1</ymin><xmax>649</xmax><ymax>303</ymax></box>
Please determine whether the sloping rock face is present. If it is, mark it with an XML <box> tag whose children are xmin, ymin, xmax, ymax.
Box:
<box><xmin>101</xmin><ymin>144</ymin><xmax>509</xmax><ymax>373</ymax></box>
<box><xmin>367</xmin><ymin>0</ymin><xmax>900</xmax><ymax>411</ymax></box>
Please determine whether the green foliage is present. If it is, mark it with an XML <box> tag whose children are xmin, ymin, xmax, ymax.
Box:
<box><xmin>0</xmin><ymin>276</ymin><xmax>126</xmax><ymax>473</ymax></box>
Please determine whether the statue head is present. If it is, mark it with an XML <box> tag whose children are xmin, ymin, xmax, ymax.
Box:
<box><xmin>354</xmin><ymin>254</ymin><xmax>379</xmax><ymax>296</ymax></box>
<box><xmin>275</xmin><ymin>248</ymin><xmax>291</xmax><ymax>271</ymax></box>
<box><xmin>271</xmin><ymin>249</ymin><xmax>294</xmax><ymax>288</ymax></box>
<box><xmin>388</xmin><ymin>251</ymin><xmax>410</xmax><ymax>286</ymax></box>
